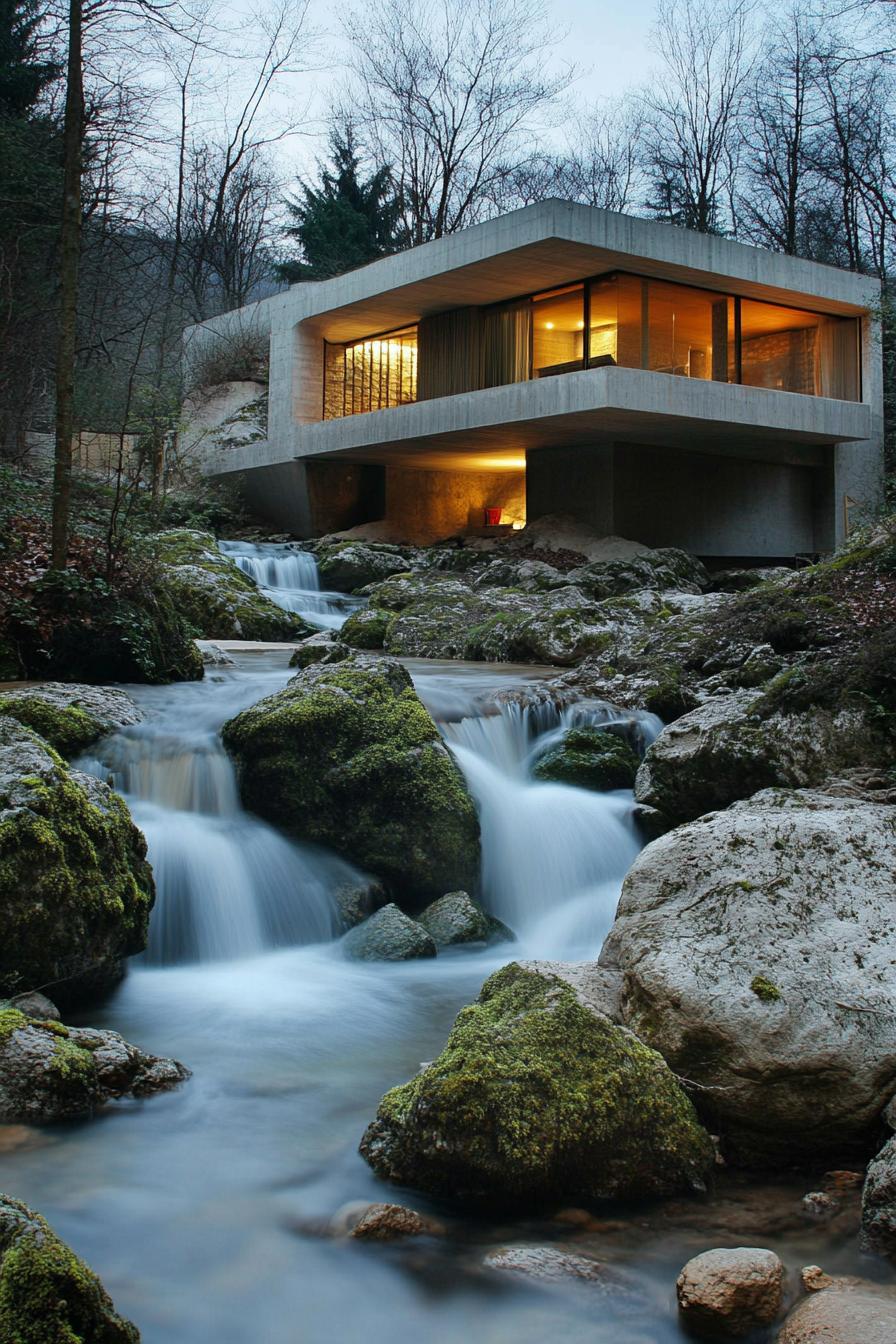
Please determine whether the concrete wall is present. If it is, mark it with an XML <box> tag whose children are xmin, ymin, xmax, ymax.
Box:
<box><xmin>527</xmin><ymin>445</ymin><xmax>614</xmax><ymax>535</ymax></box>
<box><xmin>527</xmin><ymin>441</ymin><xmax>831</xmax><ymax>558</ymax></box>
<box><xmin>384</xmin><ymin>466</ymin><xmax>525</xmax><ymax>544</ymax></box>
<box><xmin>612</xmin><ymin>444</ymin><xmax>821</xmax><ymax>557</ymax></box>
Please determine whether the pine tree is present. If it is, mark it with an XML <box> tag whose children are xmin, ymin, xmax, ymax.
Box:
<box><xmin>278</xmin><ymin>128</ymin><xmax>406</xmax><ymax>282</ymax></box>
<box><xmin>0</xmin><ymin>0</ymin><xmax>59</xmax><ymax>117</ymax></box>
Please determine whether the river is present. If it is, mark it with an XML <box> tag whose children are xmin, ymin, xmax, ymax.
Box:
<box><xmin>0</xmin><ymin>542</ymin><xmax>871</xmax><ymax>1342</ymax></box>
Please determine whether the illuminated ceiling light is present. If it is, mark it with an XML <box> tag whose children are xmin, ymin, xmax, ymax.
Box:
<box><xmin>576</xmin><ymin>321</ymin><xmax>584</xmax><ymax>329</ymax></box>
<box><xmin>545</xmin><ymin>321</ymin><xmax>554</xmax><ymax>330</ymax></box>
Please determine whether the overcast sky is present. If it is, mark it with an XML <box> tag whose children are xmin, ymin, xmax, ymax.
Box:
<box><xmin>262</xmin><ymin>0</ymin><xmax>660</xmax><ymax>182</ymax></box>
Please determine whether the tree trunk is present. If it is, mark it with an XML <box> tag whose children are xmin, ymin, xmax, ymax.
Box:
<box><xmin>50</xmin><ymin>0</ymin><xmax>84</xmax><ymax>571</ymax></box>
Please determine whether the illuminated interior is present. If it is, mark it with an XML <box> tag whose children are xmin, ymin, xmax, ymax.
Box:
<box><xmin>322</xmin><ymin>273</ymin><xmax>860</xmax><ymax>419</ymax></box>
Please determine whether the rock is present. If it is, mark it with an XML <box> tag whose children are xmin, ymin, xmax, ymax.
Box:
<box><xmin>532</xmin><ymin>725</ymin><xmax>640</xmax><ymax>791</ymax></box>
<box><xmin>676</xmin><ymin>1247</ymin><xmax>785</xmax><ymax>1338</ymax></box>
<box><xmin>801</xmin><ymin>1265</ymin><xmax>834</xmax><ymax>1292</ymax></box>
<box><xmin>474</xmin><ymin>558</ymin><xmax>567</xmax><ymax>592</ymax></box>
<box><xmin>288</xmin><ymin>632</ymin><xmax>351</xmax><ymax>668</ymax></box>
<box><xmin>634</xmin><ymin>689</ymin><xmax>875</xmax><ymax>824</ymax></box>
<box><xmin>6</xmin><ymin>992</ymin><xmax>61</xmax><ymax>1021</ymax></box>
<box><xmin>484</xmin><ymin>1245</ymin><xmax>628</xmax><ymax>1292</ymax></box>
<box><xmin>222</xmin><ymin>654</ymin><xmax>480</xmax><ymax>900</ymax></box>
<box><xmin>333</xmin><ymin>878</ymin><xmax>387</xmax><ymax>929</ymax></box>
<box><xmin>0</xmin><ymin>683</ymin><xmax>142</xmax><ymax>757</ymax></box>
<box><xmin>709</xmin><ymin>567</ymin><xmax>793</xmax><ymax>593</ymax></box>
<box><xmin>349</xmin><ymin>1203</ymin><xmax>431</xmax><ymax>1240</ymax></box>
<box><xmin>0</xmin><ymin>718</ymin><xmax>155</xmax><ymax>1008</ymax></box>
<box><xmin>802</xmin><ymin>1191</ymin><xmax>839</xmax><ymax>1218</ymax></box>
<box><xmin>566</xmin><ymin>547</ymin><xmax>708</xmax><ymax>599</ymax></box>
<box><xmin>505</xmin><ymin>518</ymin><xmax>644</xmax><ymax>562</ymax></box>
<box><xmin>861</xmin><ymin>1134</ymin><xmax>896</xmax><ymax>1261</ymax></box>
<box><xmin>359</xmin><ymin>961</ymin><xmax>714</xmax><ymax>1205</ymax></box>
<box><xmin>342</xmin><ymin>904</ymin><xmax>437</xmax><ymax>961</ymax></box>
<box><xmin>318</xmin><ymin>543</ymin><xmax>414</xmax><ymax>592</ymax></box>
<box><xmin>0</xmin><ymin>1194</ymin><xmax>139</xmax><ymax>1342</ymax></box>
<box><xmin>776</xmin><ymin>1277</ymin><xmax>896</xmax><ymax>1343</ymax></box>
<box><xmin>600</xmin><ymin>788</ymin><xmax>896</xmax><ymax>1165</ymax></box>
<box><xmin>416</xmin><ymin>892</ymin><xmax>512</xmax><ymax>947</ymax></box>
<box><xmin>339</xmin><ymin>607</ymin><xmax>392</xmax><ymax>650</ymax></box>
<box><xmin>154</xmin><ymin>529</ymin><xmax>312</xmax><ymax>640</ymax></box>
<box><xmin>0</xmin><ymin>1007</ymin><xmax>188</xmax><ymax>1123</ymax></box>
<box><xmin>197</xmin><ymin>642</ymin><xmax>235</xmax><ymax>666</ymax></box>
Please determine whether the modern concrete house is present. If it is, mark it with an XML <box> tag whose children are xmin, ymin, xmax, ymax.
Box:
<box><xmin>185</xmin><ymin>200</ymin><xmax>884</xmax><ymax>558</ymax></box>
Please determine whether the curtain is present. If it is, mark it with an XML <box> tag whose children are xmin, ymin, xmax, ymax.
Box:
<box><xmin>417</xmin><ymin>307</ymin><xmax>483</xmax><ymax>400</ymax></box>
<box><xmin>481</xmin><ymin>300</ymin><xmax>531</xmax><ymax>388</ymax></box>
<box><xmin>815</xmin><ymin>318</ymin><xmax>859</xmax><ymax>400</ymax></box>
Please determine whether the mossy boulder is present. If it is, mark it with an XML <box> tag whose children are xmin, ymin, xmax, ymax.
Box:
<box><xmin>342</xmin><ymin>904</ymin><xmax>436</xmax><ymax>961</ymax></box>
<box><xmin>317</xmin><ymin>543</ymin><xmax>416</xmax><ymax>593</ymax></box>
<box><xmin>0</xmin><ymin>1007</ymin><xmax>187</xmax><ymax>1123</ymax></box>
<box><xmin>601</xmin><ymin>788</ymin><xmax>896</xmax><ymax>1165</ymax></box>
<box><xmin>0</xmin><ymin>1194</ymin><xmax>140</xmax><ymax>1342</ymax></box>
<box><xmin>0</xmin><ymin>683</ymin><xmax>142</xmax><ymax>758</ymax></box>
<box><xmin>360</xmin><ymin>962</ymin><xmax>714</xmax><ymax>1205</ymax></box>
<box><xmin>0</xmin><ymin>718</ymin><xmax>154</xmax><ymax>1008</ymax></box>
<box><xmin>222</xmin><ymin>655</ymin><xmax>480</xmax><ymax>900</ymax></box>
<box><xmin>340</xmin><ymin>607</ymin><xmax>391</xmax><ymax>650</ymax></box>
<box><xmin>288</xmin><ymin>632</ymin><xmax>351</xmax><ymax>668</ymax></box>
<box><xmin>533</xmin><ymin>726</ymin><xmax>640</xmax><ymax>791</ymax></box>
<box><xmin>153</xmin><ymin>529</ymin><xmax>312</xmax><ymax>640</ymax></box>
<box><xmin>417</xmin><ymin>892</ymin><xmax>512</xmax><ymax>947</ymax></box>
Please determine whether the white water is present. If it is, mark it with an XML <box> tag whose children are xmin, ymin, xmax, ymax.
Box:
<box><xmin>218</xmin><ymin>539</ymin><xmax>362</xmax><ymax>630</ymax></box>
<box><xmin>5</xmin><ymin>650</ymin><xmax>860</xmax><ymax>1343</ymax></box>
<box><xmin>80</xmin><ymin>663</ymin><xmax>359</xmax><ymax>965</ymax></box>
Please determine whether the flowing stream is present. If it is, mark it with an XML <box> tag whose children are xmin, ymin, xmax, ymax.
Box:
<box><xmin>0</xmin><ymin>550</ymin><xmax>870</xmax><ymax>1343</ymax></box>
<box><xmin>218</xmin><ymin>539</ymin><xmax>363</xmax><ymax>630</ymax></box>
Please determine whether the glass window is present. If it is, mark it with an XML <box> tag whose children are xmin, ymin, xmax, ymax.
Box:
<box><xmin>532</xmin><ymin>285</ymin><xmax>585</xmax><ymax>377</ymax></box>
<box><xmin>588</xmin><ymin>274</ymin><xmax>644</xmax><ymax>369</ymax></box>
<box><xmin>645</xmin><ymin>280</ymin><xmax>734</xmax><ymax>382</ymax></box>
<box><xmin>323</xmin><ymin>327</ymin><xmax>417</xmax><ymax>419</ymax></box>
<box><xmin>740</xmin><ymin>301</ymin><xmax>858</xmax><ymax>399</ymax></box>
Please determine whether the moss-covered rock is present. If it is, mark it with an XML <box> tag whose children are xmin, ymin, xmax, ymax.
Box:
<box><xmin>342</xmin><ymin>904</ymin><xmax>436</xmax><ymax>961</ymax></box>
<box><xmin>0</xmin><ymin>718</ymin><xmax>154</xmax><ymax>1008</ymax></box>
<box><xmin>340</xmin><ymin>607</ymin><xmax>391</xmax><ymax>650</ymax></box>
<box><xmin>154</xmin><ymin>529</ymin><xmax>313</xmax><ymax>641</ymax></box>
<box><xmin>533</xmin><ymin>726</ymin><xmax>640</xmax><ymax>790</ymax></box>
<box><xmin>0</xmin><ymin>1007</ymin><xmax>188</xmax><ymax>1123</ymax></box>
<box><xmin>0</xmin><ymin>1194</ymin><xmax>140</xmax><ymax>1342</ymax></box>
<box><xmin>417</xmin><ymin>892</ymin><xmax>512</xmax><ymax>947</ymax></box>
<box><xmin>317</xmin><ymin>543</ymin><xmax>415</xmax><ymax>593</ymax></box>
<box><xmin>288</xmin><ymin>633</ymin><xmax>351</xmax><ymax>668</ymax></box>
<box><xmin>360</xmin><ymin>962</ymin><xmax>714</xmax><ymax>1205</ymax></box>
<box><xmin>222</xmin><ymin>654</ymin><xmax>480</xmax><ymax>900</ymax></box>
<box><xmin>0</xmin><ymin>684</ymin><xmax>142</xmax><ymax>757</ymax></box>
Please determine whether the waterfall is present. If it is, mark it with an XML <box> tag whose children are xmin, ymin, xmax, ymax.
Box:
<box><xmin>218</xmin><ymin>540</ymin><xmax>362</xmax><ymax>631</ymax></box>
<box><xmin>80</xmin><ymin>666</ymin><xmax>364</xmax><ymax>966</ymax></box>
<box><xmin>419</xmin><ymin>684</ymin><xmax>655</xmax><ymax>954</ymax></box>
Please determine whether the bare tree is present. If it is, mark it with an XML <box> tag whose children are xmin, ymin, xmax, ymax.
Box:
<box><xmin>344</xmin><ymin>0</ymin><xmax>575</xmax><ymax>243</ymax></box>
<box><xmin>641</xmin><ymin>0</ymin><xmax>758</xmax><ymax>234</ymax></box>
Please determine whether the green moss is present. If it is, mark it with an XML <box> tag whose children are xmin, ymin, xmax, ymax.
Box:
<box><xmin>222</xmin><ymin>657</ymin><xmax>480</xmax><ymax>899</ymax></box>
<box><xmin>0</xmin><ymin>697</ymin><xmax>100</xmax><ymax>757</ymax></box>
<box><xmin>361</xmin><ymin>963</ymin><xmax>714</xmax><ymax>1204</ymax></box>
<box><xmin>0</xmin><ymin>726</ymin><xmax>154</xmax><ymax>1003</ymax></box>
<box><xmin>340</xmin><ymin>608</ymin><xmax>391</xmax><ymax>650</ymax></box>
<box><xmin>0</xmin><ymin>1196</ymin><xmax>139</xmax><ymax>1343</ymax></box>
<box><xmin>532</xmin><ymin>726</ymin><xmax>640</xmax><ymax>791</ymax></box>
<box><xmin>0</xmin><ymin>1008</ymin><xmax>27</xmax><ymax>1046</ymax></box>
<box><xmin>751</xmin><ymin>974</ymin><xmax>782</xmax><ymax>1003</ymax></box>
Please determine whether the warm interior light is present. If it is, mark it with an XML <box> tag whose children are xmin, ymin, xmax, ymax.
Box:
<box><xmin>576</xmin><ymin>321</ymin><xmax>584</xmax><ymax>329</ymax></box>
<box><xmin>511</xmin><ymin>520</ymin><xmax>525</xmax><ymax>530</ymax></box>
<box><xmin>544</xmin><ymin>321</ymin><xmax>554</xmax><ymax>329</ymax></box>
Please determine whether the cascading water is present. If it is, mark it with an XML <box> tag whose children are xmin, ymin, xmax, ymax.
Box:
<box><xmin>218</xmin><ymin>539</ymin><xmax>362</xmax><ymax>630</ymax></box>
<box><xmin>79</xmin><ymin>663</ymin><xmax>363</xmax><ymax>965</ymax></box>
<box><xmin>418</xmin><ymin>672</ymin><xmax>658</xmax><ymax>955</ymax></box>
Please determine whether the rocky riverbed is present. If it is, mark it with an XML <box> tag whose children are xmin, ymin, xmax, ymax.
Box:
<box><xmin>1</xmin><ymin>516</ymin><xmax>894</xmax><ymax>1341</ymax></box>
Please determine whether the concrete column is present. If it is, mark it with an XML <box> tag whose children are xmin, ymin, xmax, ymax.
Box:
<box><xmin>834</xmin><ymin>310</ymin><xmax>885</xmax><ymax>545</ymax></box>
<box><xmin>526</xmin><ymin>444</ymin><xmax>615</xmax><ymax>533</ymax></box>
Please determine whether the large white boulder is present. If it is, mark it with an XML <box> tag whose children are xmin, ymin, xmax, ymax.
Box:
<box><xmin>600</xmin><ymin>788</ymin><xmax>896</xmax><ymax>1164</ymax></box>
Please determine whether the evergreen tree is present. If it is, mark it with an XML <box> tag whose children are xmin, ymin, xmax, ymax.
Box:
<box><xmin>0</xmin><ymin>0</ymin><xmax>59</xmax><ymax>117</ymax></box>
<box><xmin>278</xmin><ymin>128</ymin><xmax>406</xmax><ymax>282</ymax></box>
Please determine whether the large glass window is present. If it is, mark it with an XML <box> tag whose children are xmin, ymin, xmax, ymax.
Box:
<box><xmin>740</xmin><ymin>300</ymin><xmax>859</xmax><ymax>399</ymax></box>
<box><xmin>320</xmin><ymin>276</ymin><xmax>860</xmax><ymax>419</ymax></box>
<box><xmin>323</xmin><ymin>327</ymin><xmax>417</xmax><ymax>419</ymax></box>
<box><xmin>532</xmin><ymin>285</ymin><xmax>585</xmax><ymax>377</ymax></box>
